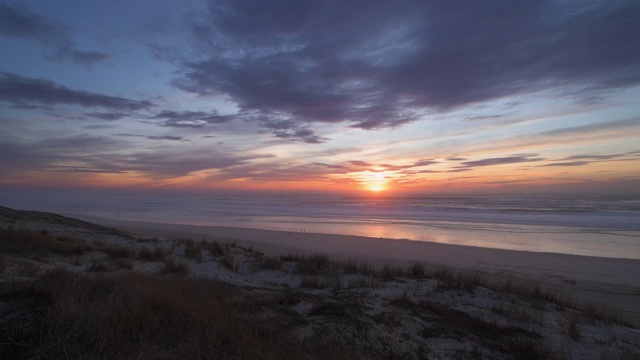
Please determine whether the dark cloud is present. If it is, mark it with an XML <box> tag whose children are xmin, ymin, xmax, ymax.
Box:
<box><xmin>0</xmin><ymin>3</ymin><xmax>109</xmax><ymax>67</ymax></box>
<box><xmin>349</xmin><ymin>161</ymin><xmax>372</xmax><ymax>167</ymax></box>
<box><xmin>563</xmin><ymin>150</ymin><xmax>640</xmax><ymax>161</ymax></box>
<box><xmin>113</xmin><ymin>133</ymin><xmax>183</xmax><ymax>141</ymax></box>
<box><xmin>465</xmin><ymin>115</ymin><xmax>505</xmax><ymax>122</ymax></box>
<box><xmin>0</xmin><ymin>72</ymin><xmax>154</xmax><ymax>110</ymax></box>
<box><xmin>271</xmin><ymin>127</ymin><xmax>327</xmax><ymax>144</ymax></box>
<box><xmin>540</xmin><ymin>150</ymin><xmax>640</xmax><ymax>167</ymax></box>
<box><xmin>0</xmin><ymin>135</ymin><xmax>263</xmax><ymax>178</ymax></box>
<box><xmin>172</xmin><ymin>0</ymin><xmax>640</xmax><ymax>138</ymax></box>
<box><xmin>153</xmin><ymin>110</ymin><xmax>235</xmax><ymax>128</ymax></box>
<box><xmin>258</xmin><ymin>118</ymin><xmax>327</xmax><ymax>143</ymax></box>
<box><xmin>86</xmin><ymin>112</ymin><xmax>128</xmax><ymax>121</ymax></box>
<box><xmin>412</xmin><ymin>159</ymin><xmax>438</xmax><ymax>167</ymax></box>
<box><xmin>147</xmin><ymin>135</ymin><xmax>183</xmax><ymax>141</ymax></box>
<box><xmin>460</xmin><ymin>154</ymin><xmax>544</xmax><ymax>168</ymax></box>
<box><xmin>312</xmin><ymin>162</ymin><xmax>348</xmax><ymax>170</ymax></box>
<box><xmin>538</xmin><ymin>118</ymin><xmax>640</xmax><ymax>137</ymax></box>
<box><xmin>82</xmin><ymin>124</ymin><xmax>114</xmax><ymax>130</ymax></box>
<box><xmin>540</xmin><ymin>161</ymin><xmax>589</xmax><ymax>167</ymax></box>
<box><xmin>63</xmin><ymin>50</ymin><xmax>109</xmax><ymax>68</ymax></box>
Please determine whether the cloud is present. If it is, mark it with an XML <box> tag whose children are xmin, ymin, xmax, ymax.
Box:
<box><xmin>538</xmin><ymin>118</ymin><xmax>640</xmax><ymax>138</ymax></box>
<box><xmin>271</xmin><ymin>127</ymin><xmax>327</xmax><ymax>144</ymax></box>
<box><xmin>412</xmin><ymin>159</ymin><xmax>438</xmax><ymax>167</ymax></box>
<box><xmin>0</xmin><ymin>72</ymin><xmax>154</xmax><ymax>110</ymax></box>
<box><xmin>539</xmin><ymin>161</ymin><xmax>589</xmax><ymax>167</ymax></box>
<box><xmin>0</xmin><ymin>134</ymin><xmax>265</xmax><ymax>179</ymax></box>
<box><xmin>86</xmin><ymin>112</ymin><xmax>128</xmax><ymax>121</ymax></box>
<box><xmin>540</xmin><ymin>150</ymin><xmax>640</xmax><ymax>167</ymax></box>
<box><xmin>113</xmin><ymin>133</ymin><xmax>183</xmax><ymax>141</ymax></box>
<box><xmin>349</xmin><ymin>161</ymin><xmax>373</xmax><ymax>167</ymax></box>
<box><xmin>563</xmin><ymin>150</ymin><xmax>640</xmax><ymax>161</ymax></box>
<box><xmin>459</xmin><ymin>154</ymin><xmax>544</xmax><ymax>168</ymax></box>
<box><xmin>312</xmin><ymin>162</ymin><xmax>348</xmax><ymax>170</ymax></box>
<box><xmin>170</xmin><ymin>0</ymin><xmax>640</xmax><ymax>139</ymax></box>
<box><xmin>153</xmin><ymin>110</ymin><xmax>235</xmax><ymax>128</ymax></box>
<box><xmin>0</xmin><ymin>3</ymin><xmax>108</xmax><ymax>67</ymax></box>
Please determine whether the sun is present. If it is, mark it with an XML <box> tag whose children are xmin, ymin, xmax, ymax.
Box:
<box><xmin>368</xmin><ymin>184</ymin><xmax>385</xmax><ymax>192</ymax></box>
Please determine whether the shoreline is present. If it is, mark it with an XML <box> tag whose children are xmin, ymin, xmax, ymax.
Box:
<box><xmin>59</xmin><ymin>209</ymin><xmax>640</xmax><ymax>260</ymax></box>
<box><xmin>4</xmin><ymin>206</ymin><xmax>640</xmax><ymax>357</ymax></box>
<box><xmin>70</xmin><ymin>214</ymin><xmax>640</xmax><ymax>322</ymax></box>
<box><xmin>69</xmin><ymin>214</ymin><xmax>640</xmax><ymax>285</ymax></box>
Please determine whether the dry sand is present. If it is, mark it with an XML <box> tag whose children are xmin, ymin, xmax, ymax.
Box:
<box><xmin>4</xmin><ymin>207</ymin><xmax>640</xmax><ymax>358</ymax></box>
<box><xmin>72</xmin><ymin>215</ymin><xmax>640</xmax><ymax>322</ymax></box>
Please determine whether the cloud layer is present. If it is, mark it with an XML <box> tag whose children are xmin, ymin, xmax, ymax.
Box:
<box><xmin>172</xmin><ymin>0</ymin><xmax>640</xmax><ymax>142</ymax></box>
<box><xmin>0</xmin><ymin>72</ymin><xmax>154</xmax><ymax>110</ymax></box>
<box><xmin>0</xmin><ymin>3</ymin><xmax>109</xmax><ymax>67</ymax></box>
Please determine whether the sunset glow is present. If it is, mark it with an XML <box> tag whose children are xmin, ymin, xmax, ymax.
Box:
<box><xmin>0</xmin><ymin>1</ymin><xmax>639</xmax><ymax>196</ymax></box>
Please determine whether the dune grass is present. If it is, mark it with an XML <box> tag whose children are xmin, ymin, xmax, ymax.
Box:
<box><xmin>0</xmin><ymin>269</ymin><xmax>358</xmax><ymax>360</ymax></box>
<box><xmin>0</xmin><ymin>227</ymin><xmax>93</xmax><ymax>257</ymax></box>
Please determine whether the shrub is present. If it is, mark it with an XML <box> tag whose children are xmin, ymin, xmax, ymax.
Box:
<box><xmin>296</xmin><ymin>254</ymin><xmax>330</xmax><ymax>275</ymax></box>
<box><xmin>0</xmin><ymin>228</ymin><xmax>92</xmax><ymax>256</ymax></box>
<box><xmin>136</xmin><ymin>247</ymin><xmax>153</xmax><ymax>260</ymax></box>
<box><xmin>380</xmin><ymin>264</ymin><xmax>405</xmax><ymax>280</ymax></box>
<box><xmin>184</xmin><ymin>244</ymin><xmax>203</xmax><ymax>263</ymax></box>
<box><xmin>567</xmin><ymin>313</ymin><xmax>580</xmax><ymax>340</ymax></box>
<box><xmin>115</xmin><ymin>258</ymin><xmax>133</xmax><ymax>269</ymax></box>
<box><xmin>88</xmin><ymin>260</ymin><xmax>109</xmax><ymax>272</ymax></box>
<box><xmin>164</xmin><ymin>258</ymin><xmax>189</xmax><ymax>276</ymax></box>
<box><xmin>261</xmin><ymin>256</ymin><xmax>282</xmax><ymax>270</ymax></box>
<box><xmin>409</xmin><ymin>263</ymin><xmax>426</xmax><ymax>278</ymax></box>
<box><xmin>221</xmin><ymin>254</ymin><xmax>236</xmax><ymax>271</ymax></box>
<box><xmin>208</xmin><ymin>241</ymin><xmax>225</xmax><ymax>257</ymax></box>
<box><xmin>153</xmin><ymin>247</ymin><xmax>166</xmax><ymax>261</ymax></box>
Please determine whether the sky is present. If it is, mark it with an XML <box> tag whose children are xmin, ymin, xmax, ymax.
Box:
<box><xmin>1</xmin><ymin>0</ymin><xmax>639</xmax><ymax>196</ymax></box>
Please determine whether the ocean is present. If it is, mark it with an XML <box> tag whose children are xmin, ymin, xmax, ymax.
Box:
<box><xmin>2</xmin><ymin>191</ymin><xmax>639</xmax><ymax>259</ymax></box>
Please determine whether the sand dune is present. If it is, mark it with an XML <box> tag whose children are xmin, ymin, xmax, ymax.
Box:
<box><xmin>72</xmin><ymin>214</ymin><xmax>640</xmax><ymax>322</ymax></box>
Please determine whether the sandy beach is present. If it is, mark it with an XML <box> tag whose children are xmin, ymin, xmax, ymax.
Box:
<box><xmin>3</xmin><ymin>206</ymin><xmax>640</xmax><ymax>359</ymax></box>
<box><xmin>73</xmin><ymin>214</ymin><xmax>640</xmax><ymax>322</ymax></box>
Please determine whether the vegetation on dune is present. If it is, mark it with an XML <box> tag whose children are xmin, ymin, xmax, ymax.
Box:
<box><xmin>1</xmin><ymin>225</ymin><xmax>638</xmax><ymax>359</ymax></box>
<box><xmin>0</xmin><ymin>270</ymin><xmax>357</xmax><ymax>360</ymax></box>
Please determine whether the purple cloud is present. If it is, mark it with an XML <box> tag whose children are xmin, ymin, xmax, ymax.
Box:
<box><xmin>170</xmin><ymin>0</ymin><xmax>640</xmax><ymax>141</ymax></box>
<box><xmin>0</xmin><ymin>3</ymin><xmax>109</xmax><ymax>67</ymax></box>
<box><xmin>153</xmin><ymin>110</ymin><xmax>235</xmax><ymax>128</ymax></box>
<box><xmin>0</xmin><ymin>72</ymin><xmax>154</xmax><ymax>110</ymax></box>
<box><xmin>460</xmin><ymin>154</ymin><xmax>544</xmax><ymax>168</ymax></box>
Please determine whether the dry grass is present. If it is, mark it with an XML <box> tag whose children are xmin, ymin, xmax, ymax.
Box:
<box><xmin>261</xmin><ymin>256</ymin><xmax>283</xmax><ymax>270</ymax></box>
<box><xmin>163</xmin><ymin>258</ymin><xmax>189</xmax><ymax>275</ymax></box>
<box><xmin>432</xmin><ymin>267</ymin><xmax>485</xmax><ymax>292</ymax></box>
<box><xmin>207</xmin><ymin>241</ymin><xmax>225</xmax><ymax>257</ymax></box>
<box><xmin>100</xmin><ymin>245</ymin><xmax>132</xmax><ymax>259</ymax></box>
<box><xmin>301</xmin><ymin>274</ymin><xmax>343</xmax><ymax>290</ymax></box>
<box><xmin>0</xmin><ymin>270</ymin><xmax>358</xmax><ymax>360</ymax></box>
<box><xmin>221</xmin><ymin>254</ymin><xmax>237</xmax><ymax>271</ymax></box>
<box><xmin>340</xmin><ymin>260</ymin><xmax>375</xmax><ymax>275</ymax></box>
<box><xmin>135</xmin><ymin>246</ymin><xmax>166</xmax><ymax>261</ymax></box>
<box><xmin>16</xmin><ymin>260</ymin><xmax>41</xmax><ymax>277</ymax></box>
<box><xmin>0</xmin><ymin>228</ymin><xmax>93</xmax><ymax>256</ymax></box>
<box><xmin>567</xmin><ymin>312</ymin><xmax>581</xmax><ymax>340</ymax></box>
<box><xmin>115</xmin><ymin>258</ymin><xmax>133</xmax><ymax>269</ymax></box>
<box><xmin>88</xmin><ymin>259</ymin><xmax>109</xmax><ymax>272</ymax></box>
<box><xmin>380</xmin><ymin>264</ymin><xmax>406</xmax><ymax>280</ymax></box>
<box><xmin>282</xmin><ymin>254</ymin><xmax>331</xmax><ymax>275</ymax></box>
<box><xmin>184</xmin><ymin>243</ymin><xmax>203</xmax><ymax>263</ymax></box>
